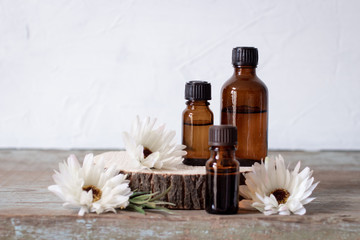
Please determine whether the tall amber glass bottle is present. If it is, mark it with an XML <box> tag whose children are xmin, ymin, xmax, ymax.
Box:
<box><xmin>221</xmin><ymin>47</ymin><xmax>268</xmax><ymax>166</ymax></box>
<box><xmin>182</xmin><ymin>81</ymin><xmax>214</xmax><ymax>166</ymax></box>
<box><xmin>205</xmin><ymin>125</ymin><xmax>239</xmax><ymax>214</ymax></box>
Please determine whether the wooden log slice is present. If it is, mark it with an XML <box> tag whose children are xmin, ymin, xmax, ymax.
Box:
<box><xmin>94</xmin><ymin>151</ymin><xmax>251</xmax><ymax>210</ymax></box>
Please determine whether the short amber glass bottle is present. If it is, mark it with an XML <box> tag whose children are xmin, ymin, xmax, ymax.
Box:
<box><xmin>221</xmin><ymin>47</ymin><xmax>268</xmax><ymax>166</ymax></box>
<box><xmin>205</xmin><ymin>125</ymin><xmax>239</xmax><ymax>214</ymax></box>
<box><xmin>182</xmin><ymin>81</ymin><xmax>214</xmax><ymax>166</ymax></box>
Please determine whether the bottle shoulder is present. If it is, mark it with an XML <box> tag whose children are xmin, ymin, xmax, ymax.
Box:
<box><xmin>182</xmin><ymin>106</ymin><xmax>214</xmax><ymax>123</ymax></box>
<box><xmin>182</xmin><ymin>104</ymin><xmax>214</xmax><ymax>115</ymax></box>
<box><xmin>221</xmin><ymin>75</ymin><xmax>268</xmax><ymax>94</ymax></box>
<box><xmin>221</xmin><ymin>74</ymin><xmax>268</xmax><ymax>110</ymax></box>
<box><xmin>206</xmin><ymin>158</ymin><xmax>239</xmax><ymax>169</ymax></box>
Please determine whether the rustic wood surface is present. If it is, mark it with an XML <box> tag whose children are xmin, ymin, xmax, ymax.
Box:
<box><xmin>0</xmin><ymin>150</ymin><xmax>359</xmax><ymax>240</ymax></box>
<box><xmin>94</xmin><ymin>151</ymin><xmax>251</xmax><ymax>210</ymax></box>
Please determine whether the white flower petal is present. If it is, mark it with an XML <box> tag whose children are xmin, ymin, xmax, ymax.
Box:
<box><xmin>240</xmin><ymin>155</ymin><xmax>318</xmax><ymax>216</ymax></box>
<box><xmin>301</xmin><ymin>197</ymin><xmax>316</xmax><ymax>205</ymax></box>
<box><xmin>48</xmin><ymin>185</ymin><xmax>65</xmax><ymax>201</ymax></box>
<box><xmin>264</xmin><ymin>209</ymin><xmax>276</xmax><ymax>215</ymax></box>
<box><xmin>122</xmin><ymin>116</ymin><xmax>186</xmax><ymax>170</ymax></box>
<box><xmin>302</xmin><ymin>181</ymin><xmax>320</xmax><ymax>200</ymax></box>
<box><xmin>239</xmin><ymin>185</ymin><xmax>252</xmax><ymax>199</ymax></box>
<box><xmin>141</xmin><ymin>152</ymin><xmax>160</xmax><ymax>169</ymax></box>
<box><xmin>294</xmin><ymin>206</ymin><xmax>306</xmax><ymax>215</ymax></box>
<box><xmin>239</xmin><ymin>199</ymin><xmax>256</xmax><ymax>210</ymax></box>
<box><xmin>279</xmin><ymin>209</ymin><xmax>290</xmax><ymax>215</ymax></box>
<box><xmin>48</xmin><ymin>153</ymin><xmax>133</xmax><ymax>216</ymax></box>
<box><xmin>78</xmin><ymin>206</ymin><xmax>89</xmax><ymax>216</ymax></box>
<box><xmin>252</xmin><ymin>202</ymin><xmax>265</xmax><ymax>213</ymax></box>
<box><xmin>278</xmin><ymin>204</ymin><xmax>288</xmax><ymax>212</ymax></box>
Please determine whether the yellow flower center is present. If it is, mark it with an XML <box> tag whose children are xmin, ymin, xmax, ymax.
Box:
<box><xmin>271</xmin><ymin>188</ymin><xmax>290</xmax><ymax>204</ymax></box>
<box><xmin>143</xmin><ymin>147</ymin><xmax>153</xmax><ymax>158</ymax></box>
<box><xmin>82</xmin><ymin>185</ymin><xmax>102</xmax><ymax>202</ymax></box>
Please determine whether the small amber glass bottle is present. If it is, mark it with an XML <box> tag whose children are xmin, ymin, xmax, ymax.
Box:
<box><xmin>221</xmin><ymin>47</ymin><xmax>268</xmax><ymax>166</ymax></box>
<box><xmin>205</xmin><ymin>125</ymin><xmax>239</xmax><ymax>214</ymax></box>
<box><xmin>182</xmin><ymin>81</ymin><xmax>214</xmax><ymax>166</ymax></box>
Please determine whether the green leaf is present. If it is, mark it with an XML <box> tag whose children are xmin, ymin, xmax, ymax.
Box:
<box><xmin>148</xmin><ymin>206</ymin><xmax>174</xmax><ymax>214</ymax></box>
<box><xmin>130</xmin><ymin>191</ymin><xmax>149</xmax><ymax>198</ymax></box>
<box><xmin>127</xmin><ymin>204</ymin><xmax>145</xmax><ymax>214</ymax></box>
<box><xmin>144</xmin><ymin>202</ymin><xmax>157</xmax><ymax>208</ymax></box>
<box><xmin>152</xmin><ymin>200</ymin><xmax>176</xmax><ymax>206</ymax></box>
<box><xmin>125</xmin><ymin>185</ymin><xmax>175</xmax><ymax>215</ymax></box>
<box><xmin>151</xmin><ymin>186</ymin><xmax>172</xmax><ymax>201</ymax></box>
<box><xmin>131</xmin><ymin>191</ymin><xmax>159</xmax><ymax>199</ymax></box>
<box><xmin>130</xmin><ymin>194</ymin><xmax>154</xmax><ymax>202</ymax></box>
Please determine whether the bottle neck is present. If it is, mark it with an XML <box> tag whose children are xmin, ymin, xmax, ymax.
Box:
<box><xmin>233</xmin><ymin>66</ymin><xmax>257</xmax><ymax>76</ymax></box>
<box><xmin>186</xmin><ymin>100</ymin><xmax>210</xmax><ymax>107</ymax></box>
<box><xmin>210</xmin><ymin>146</ymin><xmax>236</xmax><ymax>163</ymax></box>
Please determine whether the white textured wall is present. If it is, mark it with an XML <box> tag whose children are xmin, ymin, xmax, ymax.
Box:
<box><xmin>1</xmin><ymin>0</ymin><xmax>359</xmax><ymax>150</ymax></box>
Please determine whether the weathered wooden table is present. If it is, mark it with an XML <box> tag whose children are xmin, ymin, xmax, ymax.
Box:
<box><xmin>0</xmin><ymin>150</ymin><xmax>359</xmax><ymax>239</ymax></box>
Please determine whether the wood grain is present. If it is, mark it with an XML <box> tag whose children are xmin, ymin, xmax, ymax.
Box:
<box><xmin>94</xmin><ymin>151</ymin><xmax>251</xmax><ymax>210</ymax></box>
<box><xmin>1</xmin><ymin>150</ymin><xmax>360</xmax><ymax>240</ymax></box>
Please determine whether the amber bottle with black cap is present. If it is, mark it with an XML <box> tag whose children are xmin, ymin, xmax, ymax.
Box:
<box><xmin>205</xmin><ymin>125</ymin><xmax>239</xmax><ymax>214</ymax></box>
<box><xmin>182</xmin><ymin>81</ymin><xmax>214</xmax><ymax>166</ymax></box>
<box><xmin>221</xmin><ymin>47</ymin><xmax>268</xmax><ymax>166</ymax></box>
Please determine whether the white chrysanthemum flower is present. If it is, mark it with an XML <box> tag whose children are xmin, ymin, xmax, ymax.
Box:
<box><xmin>239</xmin><ymin>155</ymin><xmax>319</xmax><ymax>215</ymax></box>
<box><xmin>122</xmin><ymin>116</ymin><xmax>186</xmax><ymax>170</ymax></box>
<box><xmin>48</xmin><ymin>153</ymin><xmax>132</xmax><ymax>216</ymax></box>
